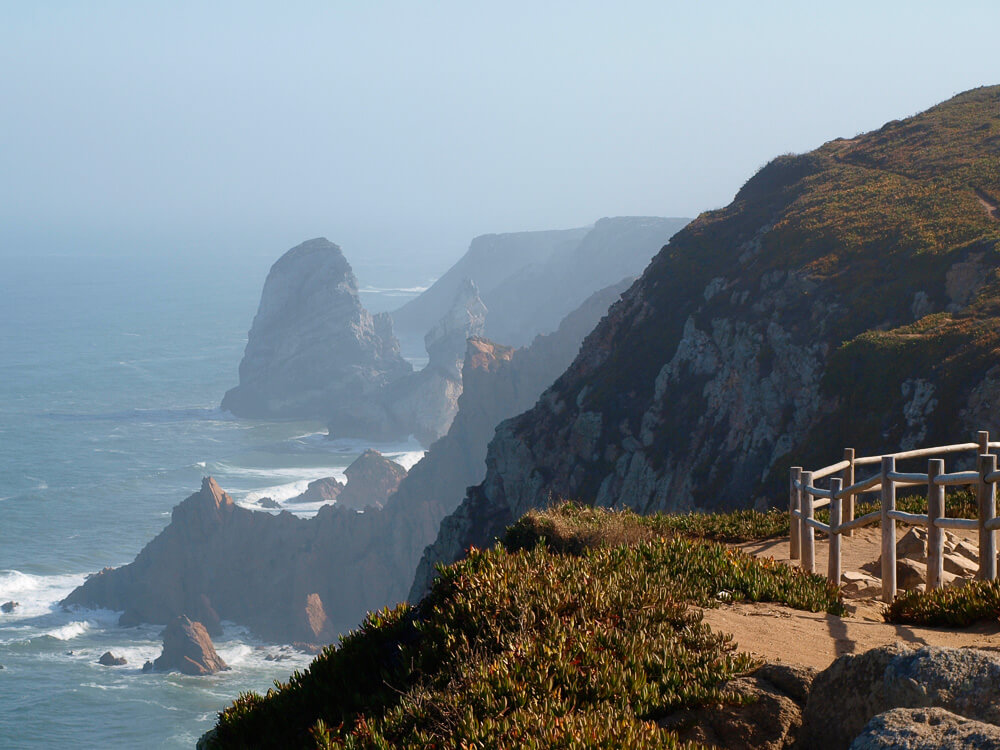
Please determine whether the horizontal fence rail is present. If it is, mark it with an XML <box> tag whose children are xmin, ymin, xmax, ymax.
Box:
<box><xmin>790</xmin><ymin>431</ymin><xmax>999</xmax><ymax>602</ymax></box>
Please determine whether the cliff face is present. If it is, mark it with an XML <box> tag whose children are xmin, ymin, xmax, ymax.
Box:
<box><xmin>411</xmin><ymin>85</ymin><xmax>1000</xmax><ymax>597</ymax></box>
<box><xmin>221</xmin><ymin>238</ymin><xmax>411</xmax><ymax>421</ymax></box>
<box><xmin>65</xmin><ymin>281</ymin><xmax>631</xmax><ymax>642</ymax></box>
<box><xmin>392</xmin><ymin>217</ymin><xmax>689</xmax><ymax>347</ymax></box>
<box><xmin>363</xmin><ymin>279</ymin><xmax>489</xmax><ymax>446</ymax></box>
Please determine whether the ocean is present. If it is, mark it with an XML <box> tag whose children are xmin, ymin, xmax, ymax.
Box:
<box><xmin>0</xmin><ymin>250</ymin><xmax>435</xmax><ymax>747</ymax></box>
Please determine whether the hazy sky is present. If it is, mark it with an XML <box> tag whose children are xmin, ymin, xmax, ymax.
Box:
<box><xmin>1</xmin><ymin>1</ymin><xmax>996</xmax><ymax>269</ymax></box>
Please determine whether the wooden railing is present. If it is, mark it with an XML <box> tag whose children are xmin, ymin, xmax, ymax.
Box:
<box><xmin>790</xmin><ymin>431</ymin><xmax>1000</xmax><ymax>602</ymax></box>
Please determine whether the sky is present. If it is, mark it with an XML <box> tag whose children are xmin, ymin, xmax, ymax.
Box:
<box><xmin>1</xmin><ymin>1</ymin><xmax>997</xmax><ymax>272</ymax></box>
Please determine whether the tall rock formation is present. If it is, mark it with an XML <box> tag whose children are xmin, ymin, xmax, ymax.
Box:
<box><xmin>63</xmin><ymin>280</ymin><xmax>630</xmax><ymax>641</ymax></box>
<box><xmin>392</xmin><ymin>217</ymin><xmax>689</xmax><ymax>347</ymax></box>
<box><xmin>411</xmin><ymin>85</ymin><xmax>1000</xmax><ymax>598</ymax></box>
<box><xmin>221</xmin><ymin>238</ymin><xmax>411</xmax><ymax>421</ymax></box>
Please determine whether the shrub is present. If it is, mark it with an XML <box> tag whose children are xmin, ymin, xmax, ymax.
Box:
<box><xmin>208</xmin><ymin>506</ymin><xmax>841</xmax><ymax>748</ymax></box>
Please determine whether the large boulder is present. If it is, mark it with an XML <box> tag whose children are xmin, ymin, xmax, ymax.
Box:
<box><xmin>659</xmin><ymin>663</ymin><xmax>815</xmax><ymax>750</ymax></box>
<box><xmin>803</xmin><ymin>644</ymin><xmax>1000</xmax><ymax>749</ymax></box>
<box><xmin>850</xmin><ymin>707</ymin><xmax>1000</xmax><ymax>749</ymax></box>
<box><xmin>222</xmin><ymin>238</ymin><xmax>411</xmax><ymax>421</ymax></box>
<box><xmin>152</xmin><ymin>615</ymin><xmax>228</xmax><ymax>675</ymax></box>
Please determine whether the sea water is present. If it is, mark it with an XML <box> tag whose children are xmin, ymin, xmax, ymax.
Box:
<box><xmin>0</xmin><ymin>250</ymin><xmax>434</xmax><ymax>747</ymax></box>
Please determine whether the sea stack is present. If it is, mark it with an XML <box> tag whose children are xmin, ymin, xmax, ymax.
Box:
<box><xmin>221</xmin><ymin>238</ymin><xmax>411</xmax><ymax>420</ymax></box>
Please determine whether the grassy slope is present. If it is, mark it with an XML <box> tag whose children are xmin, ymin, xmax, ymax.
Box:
<box><xmin>204</xmin><ymin>505</ymin><xmax>840</xmax><ymax>749</ymax></box>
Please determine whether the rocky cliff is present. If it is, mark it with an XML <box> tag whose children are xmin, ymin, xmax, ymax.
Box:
<box><xmin>221</xmin><ymin>238</ymin><xmax>411</xmax><ymax>422</ymax></box>
<box><xmin>392</xmin><ymin>217</ymin><xmax>689</xmax><ymax>347</ymax></box>
<box><xmin>65</xmin><ymin>281</ymin><xmax>631</xmax><ymax>642</ymax></box>
<box><xmin>411</xmin><ymin>85</ymin><xmax>1000</xmax><ymax>598</ymax></box>
<box><xmin>360</xmin><ymin>279</ymin><xmax>488</xmax><ymax>446</ymax></box>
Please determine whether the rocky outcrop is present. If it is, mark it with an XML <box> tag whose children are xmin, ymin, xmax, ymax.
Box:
<box><xmin>221</xmin><ymin>238</ymin><xmax>411</xmax><ymax>422</ymax></box>
<box><xmin>1</xmin><ymin>601</ymin><xmax>17</xmax><ymax>613</ymax></box>
<box><xmin>336</xmin><ymin>450</ymin><xmax>407</xmax><ymax>511</ymax></box>
<box><xmin>411</xmin><ymin>87</ymin><xmax>1000</xmax><ymax>595</ymax></box>
<box><xmin>370</xmin><ymin>280</ymin><xmax>488</xmax><ymax>445</ymax></box>
<box><xmin>152</xmin><ymin>615</ymin><xmax>228</xmax><ymax>675</ymax></box>
<box><xmin>393</xmin><ymin>217</ymin><xmax>689</xmax><ymax>348</ymax></box>
<box><xmin>98</xmin><ymin>651</ymin><xmax>127</xmax><ymax>666</ymax></box>
<box><xmin>803</xmin><ymin>644</ymin><xmax>1000</xmax><ymax>749</ymax></box>
<box><xmin>64</xmin><ymin>281</ymin><xmax>629</xmax><ymax>642</ymax></box>
<box><xmin>287</xmin><ymin>477</ymin><xmax>343</xmax><ymax>505</ymax></box>
<box><xmin>850</xmin><ymin>707</ymin><xmax>1000</xmax><ymax>749</ymax></box>
<box><xmin>62</xmin><ymin>477</ymin><xmax>343</xmax><ymax>642</ymax></box>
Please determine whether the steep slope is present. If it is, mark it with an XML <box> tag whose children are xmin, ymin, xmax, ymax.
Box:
<box><xmin>392</xmin><ymin>217</ymin><xmax>688</xmax><ymax>348</ymax></box>
<box><xmin>65</xmin><ymin>280</ymin><xmax>632</xmax><ymax>641</ymax></box>
<box><xmin>222</xmin><ymin>238</ymin><xmax>411</xmax><ymax>420</ymax></box>
<box><xmin>412</xmin><ymin>85</ymin><xmax>1000</xmax><ymax>597</ymax></box>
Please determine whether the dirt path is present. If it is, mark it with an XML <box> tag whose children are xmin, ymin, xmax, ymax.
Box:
<box><xmin>701</xmin><ymin>527</ymin><xmax>1000</xmax><ymax>670</ymax></box>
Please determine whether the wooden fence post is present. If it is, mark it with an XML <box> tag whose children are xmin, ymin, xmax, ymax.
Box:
<box><xmin>927</xmin><ymin>458</ymin><xmax>944</xmax><ymax>590</ymax></box>
<box><xmin>801</xmin><ymin>470</ymin><xmax>815</xmax><ymax>574</ymax></box>
<box><xmin>881</xmin><ymin>456</ymin><xmax>897</xmax><ymax>602</ymax></box>
<box><xmin>842</xmin><ymin>448</ymin><xmax>855</xmax><ymax>537</ymax></box>
<box><xmin>980</xmin><ymin>452</ymin><xmax>998</xmax><ymax>581</ymax></box>
<box><xmin>979</xmin><ymin>430</ymin><xmax>990</xmax><ymax>457</ymax></box>
<box><xmin>829</xmin><ymin>477</ymin><xmax>842</xmax><ymax>585</ymax></box>
<box><xmin>790</xmin><ymin>467</ymin><xmax>802</xmax><ymax>560</ymax></box>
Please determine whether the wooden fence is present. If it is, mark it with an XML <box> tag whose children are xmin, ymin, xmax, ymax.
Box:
<box><xmin>790</xmin><ymin>431</ymin><xmax>1000</xmax><ymax>602</ymax></box>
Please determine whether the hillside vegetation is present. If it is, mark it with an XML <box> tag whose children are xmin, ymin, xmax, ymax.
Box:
<box><xmin>203</xmin><ymin>504</ymin><xmax>839</xmax><ymax>749</ymax></box>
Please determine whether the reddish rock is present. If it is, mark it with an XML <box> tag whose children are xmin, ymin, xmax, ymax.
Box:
<box><xmin>336</xmin><ymin>450</ymin><xmax>406</xmax><ymax>511</ymax></box>
<box><xmin>153</xmin><ymin>615</ymin><xmax>228</xmax><ymax>675</ymax></box>
<box><xmin>98</xmin><ymin>651</ymin><xmax>127</xmax><ymax>666</ymax></box>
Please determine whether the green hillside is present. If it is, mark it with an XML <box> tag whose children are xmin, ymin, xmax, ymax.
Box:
<box><xmin>202</xmin><ymin>505</ymin><xmax>839</xmax><ymax>749</ymax></box>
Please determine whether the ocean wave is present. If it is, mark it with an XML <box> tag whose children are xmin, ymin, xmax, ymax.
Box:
<box><xmin>42</xmin><ymin>620</ymin><xmax>89</xmax><ymax>641</ymax></box>
<box><xmin>43</xmin><ymin>406</ymin><xmax>232</xmax><ymax>424</ymax></box>
<box><xmin>359</xmin><ymin>285</ymin><xmax>430</xmax><ymax>294</ymax></box>
<box><xmin>209</xmin><ymin>462</ymin><xmax>348</xmax><ymax>484</ymax></box>
<box><xmin>0</xmin><ymin>570</ymin><xmax>87</xmax><ymax>617</ymax></box>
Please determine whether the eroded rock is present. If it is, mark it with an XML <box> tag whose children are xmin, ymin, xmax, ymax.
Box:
<box><xmin>152</xmin><ymin>615</ymin><xmax>228</xmax><ymax>676</ymax></box>
<box><xmin>850</xmin><ymin>707</ymin><xmax>1000</xmax><ymax>749</ymax></box>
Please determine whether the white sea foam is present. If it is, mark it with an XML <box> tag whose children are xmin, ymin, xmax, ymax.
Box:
<box><xmin>241</xmin><ymin>479</ymin><xmax>324</xmax><ymax>507</ymax></box>
<box><xmin>0</xmin><ymin>570</ymin><xmax>87</xmax><ymax>617</ymax></box>
<box><xmin>358</xmin><ymin>285</ymin><xmax>430</xmax><ymax>294</ymax></box>
<box><xmin>389</xmin><ymin>450</ymin><xmax>426</xmax><ymax>471</ymax></box>
<box><xmin>43</xmin><ymin>620</ymin><xmax>90</xmax><ymax>640</ymax></box>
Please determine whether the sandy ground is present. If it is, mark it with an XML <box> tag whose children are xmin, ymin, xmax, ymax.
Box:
<box><xmin>700</xmin><ymin>526</ymin><xmax>1000</xmax><ymax>670</ymax></box>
